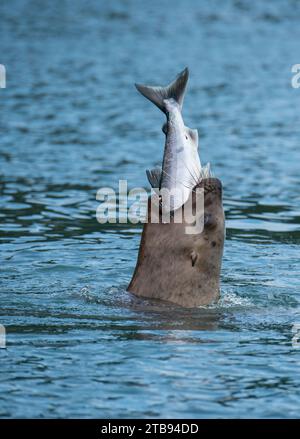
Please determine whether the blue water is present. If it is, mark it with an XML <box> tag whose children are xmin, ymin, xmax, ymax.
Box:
<box><xmin>1</xmin><ymin>0</ymin><xmax>300</xmax><ymax>418</ymax></box>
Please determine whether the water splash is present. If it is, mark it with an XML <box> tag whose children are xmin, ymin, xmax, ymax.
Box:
<box><xmin>203</xmin><ymin>290</ymin><xmax>254</xmax><ymax>309</ymax></box>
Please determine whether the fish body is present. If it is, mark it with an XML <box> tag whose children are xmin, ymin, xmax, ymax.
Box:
<box><xmin>160</xmin><ymin>98</ymin><xmax>201</xmax><ymax>210</ymax></box>
<box><xmin>135</xmin><ymin>68</ymin><xmax>202</xmax><ymax>211</ymax></box>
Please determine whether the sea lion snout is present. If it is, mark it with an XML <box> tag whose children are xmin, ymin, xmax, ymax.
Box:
<box><xmin>197</xmin><ymin>177</ymin><xmax>222</xmax><ymax>194</ymax></box>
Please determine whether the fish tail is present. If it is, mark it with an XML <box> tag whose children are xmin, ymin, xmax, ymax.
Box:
<box><xmin>135</xmin><ymin>67</ymin><xmax>189</xmax><ymax>113</ymax></box>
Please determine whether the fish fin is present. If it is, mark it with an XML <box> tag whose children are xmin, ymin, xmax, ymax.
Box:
<box><xmin>162</xmin><ymin>122</ymin><xmax>168</xmax><ymax>135</ymax></box>
<box><xmin>187</xmin><ymin>127</ymin><xmax>198</xmax><ymax>145</ymax></box>
<box><xmin>146</xmin><ymin>168</ymin><xmax>162</xmax><ymax>189</ymax></box>
<box><xmin>135</xmin><ymin>67</ymin><xmax>189</xmax><ymax>113</ymax></box>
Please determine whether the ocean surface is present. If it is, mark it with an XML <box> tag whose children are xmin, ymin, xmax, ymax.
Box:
<box><xmin>1</xmin><ymin>0</ymin><xmax>300</xmax><ymax>418</ymax></box>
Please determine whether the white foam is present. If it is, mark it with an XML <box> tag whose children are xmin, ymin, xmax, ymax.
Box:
<box><xmin>199</xmin><ymin>291</ymin><xmax>253</xmax><ymax>309</ymax></box>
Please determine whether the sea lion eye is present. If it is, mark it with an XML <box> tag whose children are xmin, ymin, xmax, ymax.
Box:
<box><xmin>204</xmin><ymin>213</ymin><xmax>217</xmax><ymax>229</ymax></box>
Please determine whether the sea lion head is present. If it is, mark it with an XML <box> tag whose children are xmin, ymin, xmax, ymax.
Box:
<box><xmin>128</xmin><ymin>177</ymin><xmax>225</xmax><ymax>308</ymax></box>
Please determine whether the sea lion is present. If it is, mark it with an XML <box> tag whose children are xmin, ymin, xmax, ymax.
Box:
<box><xmin>128</xmin><ymin>177</ymin><xmax>225</xmax><ymax>308</ymax></box>
<box><xmin>128</xmin><ymin>68</ymin><xmax>225</xmax><ymax>307</ymax></box>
